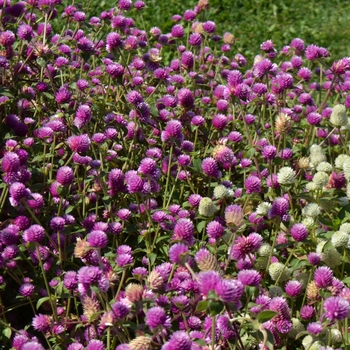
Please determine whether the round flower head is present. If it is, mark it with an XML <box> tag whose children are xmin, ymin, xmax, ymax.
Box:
<box><xmin>198</xmin><ymin>270</ymin><xmax>222</xmax><ymax>296</ymax></box>
<box><xmin>285</xmin><ymin>280</ymin><xmax>302</xmax><ymax>297</ymax></box>
<box><xmin>145</xmin><ymin>306</ymin><xmax>170</xmax><ymax>331</ymax></box>
<box><xmin>215</xmin><ymin>279</ymin><xmax>244</xmax><ymax>302</ymax></box>
<box><xmin>269</xmin><ymin>197</ymin><xmax>289</xmax><ymax>217</ymax></box>
<box><xmin>206</xmin><ymin>220</ymin><xmax>225</xmax><ymax>240</ymax></box>
<box><xmin>277</xmin><ymin>167</ymin><xmax>296</xmax><ymax>185</ymax></box>
<box><xmin>198</xmin><ymin>197</ymin><xmax>217</xmax><ymax>217</ymax></box>
<box><xmin>225</xmin><ymin>204</ymin><xmax>243</xmax><ymax>227</ymax></box>
<box><xmin>67</xmin><ymin>134</ymin><xmax>91</xmax><ymax>153</ymax></box>
<box><xmin>168</xmin><ymin>243</ymin><xmax>189</xmax><ymax>264</ymax></box>
<box><xmin>177</xmin><ymin>88</ymin><xmax>194</xmax><ymax>109</ymax></box>
<box><xmin>87</xmin><ymin>230</ymin><xmax>108</xmax><ymax>248</ymax></box>
<box><xmin>290</xmin><ymin>223</ymin><xmax>308</xmax><ymax>242</ymax></box>
<box><xmin>32</xmin><ymin>314</ymin><xmax>52</xmax><ymax>332</ymax></box>
<box><xmin>202</xmin><ymin>157</ymin><xmax>221</xmax><ymax>178</ymax></box>
<box><xmin>22</xmin><ymin>224</ymin><xmax>45</xmax><ymax>243</ymax></box>
<box><xmin>237</xmin><ymin>269</ymin><xmax>261</xmax><ymax>286</ymax></box>
<box><xmin>331</xmin><ymin>230</ymin><xmax>349</xmax><ymax>248</ymax></box>
<box><xmin>213</xmin><ymin>184</ymin><xmax>229</xmax><ymax>199</ymax></box>
<box><xmin>302</xmin><ymin>203</ymin><xmax>321</xmax><ymax>218</ymax></box>
<box><xmin>162</xmin><ymin>331</ymin><xmax>191</xmax><ymax>350</ymax></box>
<box><xmin>269</xmin><ymin>262</ymin><xmax>291</xmax><ymax>282</ymax></box>
<box><xmin>245</xmin><ymin>175</ymin><xmax>261</xmax><ymax>193</ymax></box>
<box><xmin>172</xmin><ymin>218</ymin><xmax>194</xmax><ymax>245</ymax></box>
<box><xmin>324</xmin><ymin>296</ymin><xmax>350</xmax><ymax>321</ymax></box>
<box><xmin>56</xmin><ymin>166</ymin><xmax>74</xmax><ymax>186</ymax></box>
<box><xmin>314</xmin><ymin>266</ymin><xmax>333</xmax><ymax>288</ymax></box>
<box><xmin>309</xmin><ymin>144</ymin><xmax>327</xmax><ymax>167</ymax></box>
<box><xmin>308</xmin><ymin>252</ymin><xmax>322</xmax><ymax>265</ymax></box>
<box><xmin>9</xmin><ymin>182</ymin><xmax>28</xmax><ymax>202</ymax></box>
<box><xmin>312</xmin><ymin>171</ymin><xmax>329</xmax><ymax>188</ymax></box>
<box><xmin>330</xmin><ymin>104</ymin><xmax>348</xmax><ymax>127</ymax></box>
<box><xmin>74</xmin><ymin>104</ymin><xmax>92</xmax><ymax>129</ymax></box>
<box><xmin>195</xmin><ymin>248</ymin><xmax>220</xmax><ymax>272</ymax></box>
<box><xmin>2</xmin><ymin>152</ymin><xmax>20</xmax><ymax>173</ymax></box>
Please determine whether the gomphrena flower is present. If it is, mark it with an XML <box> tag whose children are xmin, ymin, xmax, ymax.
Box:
<box><xmin>198</xmin><ymin>270</ymin><xmax>221</xmax><ymax>296</ymax></box>
<box><xmin>237</xmin><ymin>269</ymin><xmax>261</xmax><ymax>286</ymax></box>
<box><xmin>198</xmin><ymin>197</ymin><xmax>217</xmax><ymax>217</ymax></box>
<box><xmin>202</xmin><ymin>157</ymin><xmax>221</xmax><ymax>178</ymax></box>
<box><xmin>225</xmin><ymin>204</ymin><xmax>243</xmax><ymax>227</ymax></box>
<box><xmin>290</xmin><ymin>223</ymin><xmax>308</xmax><ymax>242</ymax></box>
<box><xmin>162</xmin><ymin>331</ymin><xmax>191</xmax><ymax>350</ymax></box>
<box><xmin>285</xmin><ymin>280</ymin><xmax>302</xmax><ymax>297</ymax></box>
<box><xmin>330</xmin><ymin>104</ymin><xmax>348</xmax><ymax>127</ymax></box>
<box><xmin>177</xmin><ymin>88</ymin><xmax>194</xmax><ymax>109</ymax></box>
<box><xmin>145</xmin><ymin>306</ymin><xmax>171</xmax><ymax>331</ymax></box>
<box><xmin>67</xmin><ymin>134</ymin><xmax>91</xmax><ymax>153</ymax></box>
<box><xmin>195</xmin><ymin>248</ymin><xmax>220</xmax><ymax>272</ymax></box>
<box><xmin>56</xmin><ymin>166</ymin><xmax>74</xmax><ymax>186</ymax></box>
<box><xmin>323</xmin><ymin>296</ymin><xmax>350</xmax><ymax>321</ymax></box>
<box><xmin>244</xmin><ymin>175</ymin><xmax>261</xmax><ymax>193</ymax></box>
<box><xmin>22</xmin><ymin>224</ymin><xmax>46</xmax><ymax>243</ymax></box>
<box><xmin>172</xmin><ymin>218</ymin><xmax>194</xmax><ymax>245</ymax></box>
<box><xmin>87</xmin><ymin>230</ymin><xmax>108</xmax><ymax>248</ymax></box>
<box><xmin>168</xmin><ymin>243</ymin><xmax>189</xmax><ymax>264</ymax></box>
<box><xmin>206</xmin><ymin>220</ymin><xmax>225</xmax><ymax>241</ymax></box>
<box><xmin>74</xmin><ymin>104</ymin><xmax>92</xmax><ymax>129</ymax></box>
<box><xmin>269</xmin><ymin>262</ymin><xmax>291</xmax><ymax>282</ymax></box>
<box><xmin>277</xmin><ymin>167</ymin><xmax>296</xmax><ymax>185</ymax></box>
<box><xmin>1</xmin><ymin>151</ymin><xmax>20</xmax><ymax>173</ymax></box>
<box><xmin>230</xmin><ymin>233</ymin><xmax>263</xmax><ymax>260</ymax></box>
<box><xmin>32</xmin><ymin>314</ymin><xmax>52</xmax><ymax>332</ymax></box>
<box><xmin>314</xmin><ymin>266</ymin><xmax>333</xmax><ymax>288</ymax></box>
<box><xmin>215</xmin><ymin>279</ymin><xmax>244</xmax><ymax>302</ymax></box>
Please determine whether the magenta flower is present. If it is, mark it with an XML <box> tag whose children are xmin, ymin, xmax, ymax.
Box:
<box><xmin>56</xmin><ymin>166</ymin><xmax>74</xmax><ymax>186</ymax></box>
<box><xmin>87</xmin><ymin>230</ymin><xmax>108</xmax><ymax>248</ymax></box>
<box><xmin>145</xmin><ymin>306</ymin><xmax>170</xmax><ymax>331</ymax></box>
<box><xmin>285</xmin><ymin>280</ymin><xmax>302</xmax><ymax>297</ymax></box>
<box><xmin>314</xmin><ymin>266</ymin><xmax>333</xmax><ymax>288</ymax></box>
<box><xmin>300</xmin><ymin>305</ymin><xmax>314</xmax><ymax>320</ymax></box>
<box><xmin>2</xmin><ymin>152</ymin><xmax>20</xmax><ymax>173</ymax></box>
<box><xmin>324</xmin><ymin>296</ymin><xmax>350</xmax><ymax>321</ymax></box>
<box><xmin>230</xmin><ymin>233</ymin><xmax>263</xmax><ymax>260</ymax></box>
<box><xmin>237</xmin><ymin>269</ymin><xmax>261</xmax><ymax>286</ymax></box>
<box><xmin>290</xmin><ymin>223</ymin><xmax>308</xmax><ymax>242</ymax></box>
<box><xmin>206</xmin><ymin>220</ymin><xmax>225</xmax><ymax>240</ymax></box>
<box><xmin>177</xmin><ymin>88</ymin><xmax>194</xmax><ymax>109</ymax></box>
<box><xmin>172</xmin><ymin>218</ymin><xmax>194</xmax><ymax>245</ymax></box>
<box><xmin>202</xmin><ymin>157</ymin><xmax>221</xmax><ymax>178</ymax></box>
<box><xmin>32</xmin><ymin>314</ymin><xmax>51</xmax><ymax>332</ymax></box>
<box><xmin>168</xmin><ymin>243</ymin><xmax>189</xmax><ymax>264</ymax></box>
<box><xmin>162</xmin><ymin>331</ymin><xmax>191</xmax><ymax>350</ymax></box>
<box><xmin>19</xmin><ymin>283</ymin><xmax>35</xmax><ymax>297</ymax></box>
<box><xmin>198</xmin><ymin>270</ymin><xmax>221</xmax><ymax>296</ymax></box>
<box><xmin>215</xmin><ymin>279</ymin><xmax>244</xmax><ymax>302</ymax></box>
<box><xmin>74</xmin><ymin>104</ymin><xmax>92</xmax><ymax>129</ymax></box>
<box><xmin>67</xmin><ymin>134</ymin><xmax>91</xmax><ymax>153</ymax></box>
<box><xmin>244</xmin><ymin>175</ymin><xmax>261</xmax><ymax>194</ymax></box>
<box><xmin>22</xmin><ymin>224</ymin><xmax>45</xmax><ymax>243</ymax></box>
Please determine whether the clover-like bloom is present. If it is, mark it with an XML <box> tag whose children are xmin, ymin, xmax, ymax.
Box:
<box><xmin>32</xmin><ymin>314</ymin><xmax>51</xmax><ymax>332</ymax></box>
<box><xmin>314</xmin><ymin>266</ymin><xmax>333</xmax><ymax>288</ymax></box>
<box><xmin>56</xmin><ymin>166</ymin><xmax>74</xmax><ymax>186</ymax></box>
<box><xmin>324</xmin><ymin>296</ymin><xmax>350</xmax><ymax>321</ymax></box>
<box><xmin>67</xmin><ymin>134</ymin><xmax>91</xmax><ymax>153</ymax></box>
<box><xmin>145</xmin><ymin>306</ymin><xmax>170</xmax><ymax>331</ymax></box>
<box><xmin>172</xmin><ymin>218</ymin><xmax>194</xmax><ymax>245</ymax></box>
<box><xmin>168</xmin><ymin>243</ymin><xmax>189</xmax><ymax>264</ymax></box>
<box><xmin>162</xmin><ymin>331</ymin><xmax>191</xmax><ymax>350</ymax></box>
<box><xmin>277</xmin><ymin>166</ymin><xmax>296</xmax><ymax>185</ymax></box>
<box><xmin>290</xmin><ymin>223</ymin><xmax>308</xmax><ymax>242</ymax></box>
<box><xmin>330</xmin><ymin>104</ymin><xmax>348</xmax><ymax>127</ymax></box>
<box><xmin>215</xmin><ymin>279</ymin><xmax>244</xmax><ymax>302</ymax></box>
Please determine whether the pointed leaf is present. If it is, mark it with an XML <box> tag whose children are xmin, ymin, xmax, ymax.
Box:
<box><xmin>196</xmin><ymin>300</ymin><xmax>208</xmax><ymax>313</ymax></box>
<box><xmin>257</xmin><ymin>310</ymin><xmax>278</xmax><ymax>323</ymax></box>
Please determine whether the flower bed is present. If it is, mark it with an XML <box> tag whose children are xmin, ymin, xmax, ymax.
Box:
<box><xmin>1</xmin><ymin>0</ymin><xmax>350</xmax><ymax>349</ymax></box>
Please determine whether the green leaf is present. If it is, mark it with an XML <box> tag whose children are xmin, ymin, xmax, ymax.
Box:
<box><xmin>197</xmin><ymin>220</ymin><xmax>206</xmax><ymax>234</ymax></box>
<box><xmin>257</xmin><ymin>310</ymin><xmax>278</xmax><ymax>323</ymax></box>
<box><xmin>36</xmin><ymin>296</ymin><xmax>51</xmax><ymax>310</ymax></box>
<box><xmin>36</xmin><ymin>57</ymin><xmax>46</xmax><ymax>67</ymax></box>
<box><xmin>342</xmin><ymin>277</ymin><xmax>350</xmax><ymax>286</ymax></box>
<box><xmin>196</xmin><ymin>300</ymin><xmax>208</xmax><ymax>312</ymax></box>
<box><xmin>65</xmin><ymin>206</ymin><xmax>75</xmax><ymax>214</ymax></box>
<box><xmin>148</xmin><ymin>253</ymin><xmax>157</xmax><ymax>266</ymax></box>
<box><xmin>2</xmin><ymin>327</ymin><xmax>11</xmax><ymax>340</ymax></box>
<box><xmin>208</xmin><ymin>300</ymin><xmax>224</xmax><ymax>316</ymax></box>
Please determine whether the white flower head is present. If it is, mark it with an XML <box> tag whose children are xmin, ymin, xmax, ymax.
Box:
<box><xmin>305</xmin><ymin>182</ymin><xmax>318</xmax><ymax>191</ymax></box>
<box><xmin>340</xmin><ymin>223</ymin><xmax>350</xmax><ymax>234</ymax></box>
<box><xmin>256</xmin><ymin>202</ymin><xmax>272</xmax><ymax>215</ymax></box>
<box><xmin>277</xmin><ymin>166</ymin><xmax>296</xmax><ymax>185</ymax></box>
<box><xmin>302</xmin><ymin>203</ymin><xmax>321</xmax><ymax>218</ymax></box>
<box><xmin>330</xmin><ymin>104</ymin><xmax>348</xmax><ymax>127</ymax></box>
<box><xmin>335</xmin><ymin>154</ymin><xmax>350</xmax><ymax>169</ymax></box>
<box><xmin>331</xmin><ymin>230</ymin><xmax>349</xmax><ymax>248</ymax></box>
<box><xmin>213</xmin><ymin>185</ymin><xmax>229</xmax><ymax>199</ymax></box>
<box><xmin>346</xmin><ymin>183</ymin><xmax>350</xmax><ymax>200</ymax></box>
<box><xmin>316</xmin><ymin>161</ymin><xmax>332</xmax><ymax>173</ymax></box>
<box><xmin>312</xmin><ymin>171</ymin><xmax>329</xmax><ymax>188</ymax></box>
<box><xmin>343</xmin><ymin>158</ymin><xmax>350</xmax><ymax>180</ymax></box>
<box><xmin>309</xmin><ymin>144</ymin><xmax>327</xmax><ymax>167</ymax></box>
<box><xmin>302</xmin><ymin>217</ymin><xmax>315</xmax><ymax>229</ymax></box>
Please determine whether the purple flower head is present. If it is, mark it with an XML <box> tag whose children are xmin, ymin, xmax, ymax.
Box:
<box><xmin>262</xmin><ymin>145</ymin><xmax>277</xmax><ymax>160</ymax></box>
<box><xmin>2</xmin><ymin>152</ymin><xmax>20</xmax><ymax>173</ymax></box>
<box><xmin>177</xmin><ymin>88</ymin><xmax>194</xmax><ymax>109</ymax></box>
<box><xmin>19</xmin><ymin>283</ymin><xmax>35</xmax><ymax>297</ymax></box>
<box><xmin>22</xmin><ymin>224</ymin><xmax>45</xmax><ymax>243</ymax></box>
<box><xmin>290</xmin><ymin>223</ymin><xmax>308</xmax><ymax>242</ymax></box>
<box><xmin>215</xmin><ymin>279</ymin><xmax>244</xmax><ymax>302</ymax></box>
<box><xmin>307</xmin><ymin>322</ymin><xmax>323</xmax><ymax>335</ymax></box>
<box><xmin>172</xmin><ymin>218</ymin><xmax>194</xmax><ymax>245</ymax></box>
<box><xmin>74</xmin><ymin>104</ymin><xmax>92</xmax><ymax>129</ymax></box>
<box><xmin>269</xmin><ymin>197</ymin><xmax>289</xmax><ymax>217</ymax></box>
<box><xmin>67</xmin><ymin>134</ymin><xmax>91</xmax><ymax>153</ymax></box>
<box><xmin>198</xmin><ymin>270</ymin><xmax>221</xmax><ymax>296</ymax></box>
<box><xmin>307</xmin><ymin>112</ymin><xmax>322</xmax><ymax>125</ymax></box>
<box><xmin>55</xmin><ymin>87</ymin><xmax>71</xmax><ymax>104</ymax></box>
<box><xmin>77</xmin><ymin>266</ymin><xmax>102</xmax><ymax>285</ymax></box>
<box><xmin>307</xmin><ymin>252</ymin><xmax>322</xmax><ymax>266</ymax></box>
<box><xmin>17</xmin><ymin>24</ymin><xmax>34</xmax><ymax>41</ymax></box>
<box><xmin>168</xmin><ymin>243</ymin><xmax>189</xmax><ymax>264</ymax></box>
<box><xmin>245</xmin><ymin>175</ymin><xmax>261</xmax><ymax>194</ymax></box>
<box><xmin>32</xmin><ymin>314</ymin><xmax>51</xmax><ymax>332</ymax></box>
<box><xmin>171</xmin><ymin>24</ymin><xmax>184</xmax><ymax>38</ymax></box>
<box><xmin>188</xmin><ymin>32</ymin><xmax>202</xmax><ymax>46</ymax></box>
<box><xmin>56</xmin><ymin>166</ymin><xmax>74</xmax><ymax>186</ymax></box>
<box><xmin>126</xmin><ymin>173</ymin><xmax>143</xmax><ymax>193</ymax></box>
<box><xmin>145</xmin><ymin>306</ymin><xmax>170</xmax><ymax>331</ymax></box>
<box><xmin>237</xmin><ymin>269</ymin><xmax>261</xmax><ymax>286</ymax></box>
<box><xmin>225</xmin><ymin>204</ymin><xmax>243</xmax><ymax>227</ymax></box>
<box><xmin>285</xmin><ymin>280</ymin><xmax>302</xmax><ymax>297</ymax></box>
<box><xmin>87</xmin><ymin>230</ymin><xmax>108</xmax><ymax>248</ymax></box>
<box><xmin>162</xmin><ymin>331</ymin><xmax>191</xmax><ymax>350</ymax></box>
<box><xmin>298</xmin><ymin>67</ymin><xmax>312</xmax><ymax>81</ymax></box>
<box><xmin>212</xmin><ymin>114</ymin><xmax>227</xmax><ymax>130</ymax></box>
<box><xmin>314</xmin><ymin>266</ymin><xmax>333</xmax><ymax>288</ymax></box>
<box><xmin>202</xmin><ymin>157</ymin><xmax>221</xmax><ymax>178</ymax></box>
<box><xmin>206</xmin><ymin>220</ymin><xmax>225</xmax><ymax>240</ymax></box>
<box><xmin>86</xmin><ymin>339</ymin><xmax>104</xmax><ymax>350</ymax></box>
<box><xmin>324</xmin><ymin>296</ymin><xmax>350</xmax><ymax>321</ymax></box>
<box><xmin>9</xmin><ymin>182</ymin><xmax>28</xmax><ymax>202</ymax></box>
<box><xmin>300</xmin><ymin>305</ymin><xmax>314</xmax><ymax>320</ymax></box>
<box><xmin>230</xmin><ymin>233</ymin><xmax>263</xmax><ymax>260</ymax></box>
<box><xmin>64</xmin><ymin>271</ymin><xmax>78</xmax><ymax>290</ymax></box>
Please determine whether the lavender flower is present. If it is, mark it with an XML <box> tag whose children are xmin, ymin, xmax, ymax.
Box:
<box><xmin>323</xmin><ymin>296</ymin><xmax>350</xmax><ymax>321</ymax></box>
<box><xmin>145</xmin><ymin>306</ymin><xmax>170</xmax><ymax>331</ymax></box>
